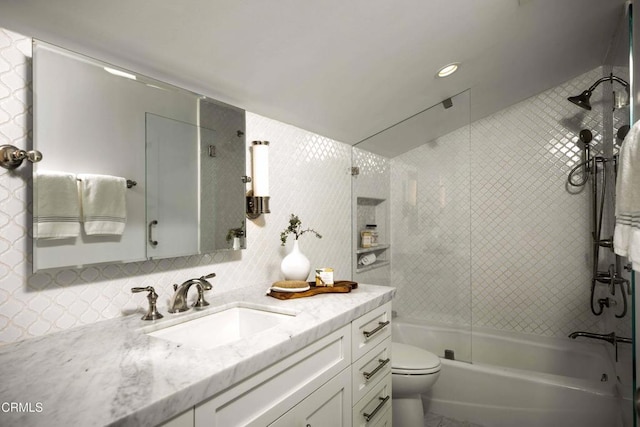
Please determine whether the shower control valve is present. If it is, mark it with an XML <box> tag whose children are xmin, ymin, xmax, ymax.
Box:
<box><xmin>597</xmin><ymin>298</ymin><xmax>613</xmax><ymax>309</ymax></box>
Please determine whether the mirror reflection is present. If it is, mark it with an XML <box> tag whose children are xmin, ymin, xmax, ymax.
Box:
<box><xmin>32</xmin><ymin>41</ymin><xmax>246</xmax><ymax>272</ymax></box>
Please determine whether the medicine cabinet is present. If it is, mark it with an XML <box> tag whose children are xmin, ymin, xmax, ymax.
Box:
<box><xmin>32</xmin><ymin>41</ymin><xmax>246</xmax><ymax>271</ymax></box>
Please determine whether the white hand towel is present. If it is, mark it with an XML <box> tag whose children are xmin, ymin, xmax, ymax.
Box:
<box><xmin>614</xmin><ymin>121</ymin><xmax>640</xmax><ymax>271</ymax></box>
<box><xmin>33</xmin><ymin>171</ymin><xmax>81</xmax><ymax>239</ymax></box>
<box><xmin>78</xmin><ymin>173</ymin><xmax>127</xmax><ymax>236</ymax></box>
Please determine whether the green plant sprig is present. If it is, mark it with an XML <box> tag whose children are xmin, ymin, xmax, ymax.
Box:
<box><xmin>280</xmin><ymin>214</ymin><xmax>322</xmax><ymax>246</ymax></box>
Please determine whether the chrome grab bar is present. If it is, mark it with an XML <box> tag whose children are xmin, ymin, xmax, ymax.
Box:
<box><xmin>363</xmin><ymin>321</ymin><xmax>390</xmax><ymax>338</ymax></box>
<box><xmin>363</xmin><ymin>358</ymin><xmax>390</xmax><ymax>380</ymax></box>
<box><xmin>363</xmin><ymin>395</ymin><xmax>390</xmax><ymax>422</ymax></box>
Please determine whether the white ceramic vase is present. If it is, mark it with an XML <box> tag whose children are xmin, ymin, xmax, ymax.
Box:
<box><xmin>280</xmin><ymin>240</ymin><xmax>311</xmax><ymax>281</ymax></box>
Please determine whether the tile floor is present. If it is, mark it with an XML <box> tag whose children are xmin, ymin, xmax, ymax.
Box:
<box><xmin>425</xmin><ymin>412</ymin><xmax>484</xmax><ymax>427</ymax></box>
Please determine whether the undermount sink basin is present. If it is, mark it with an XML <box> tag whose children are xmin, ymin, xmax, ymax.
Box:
<box><xmin>146</xmin><ymin>303</ymin><xmax>296</xmax><ymax>350</ymax></box>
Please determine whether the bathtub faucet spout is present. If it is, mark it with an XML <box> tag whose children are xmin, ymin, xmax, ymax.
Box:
<box><xmin>569</xmin><ymin>331</ymin><xmax>632</xmax><ymax>362</ymax></box>
<box><xmin>568</xmin><ymin>331</ymin><xmax>616</xmax><ymax>345</ymax></box>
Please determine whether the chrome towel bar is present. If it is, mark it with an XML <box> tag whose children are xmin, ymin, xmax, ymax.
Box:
<box><xmin>76</xmin><ymin>177</ymin><xmax>137</xmax><ymax>188</ymax></box>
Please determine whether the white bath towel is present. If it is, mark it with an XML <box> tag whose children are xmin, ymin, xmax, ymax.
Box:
<box><xmin>78</xmin><ymin>173</ymin><xmax>127</xmax><ymax>236</ymax></box>
<box><xmin>614</xmin><ymin>121</ymin><xmax>640</xmax><ymax>272</ymax></box>
<box><xmin>33</xmin><ymin>171</ymin><xmax>81</xmax><ymax>239</ymax></box>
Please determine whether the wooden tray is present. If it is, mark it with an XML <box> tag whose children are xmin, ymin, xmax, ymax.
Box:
<box><xmin>268</xmin><ymin>280</ymin><xmax>358</xmax><ymax>300</ymax></box>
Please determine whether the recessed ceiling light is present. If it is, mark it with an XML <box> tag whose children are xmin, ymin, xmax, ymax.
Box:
<box><xmin>436</xmin><ymin>63</ymin><xmax>460</xmax><ymax>78</ymax></box>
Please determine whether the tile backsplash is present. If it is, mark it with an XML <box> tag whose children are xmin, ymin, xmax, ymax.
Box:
<box><xmin>0</xmin><ymin>28</ymin><xmax>351</xmax><ymax>344</ymax></box>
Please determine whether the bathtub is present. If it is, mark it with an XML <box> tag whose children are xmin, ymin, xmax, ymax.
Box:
<box><xmin>393</xmin><ymin>318</ymin><xmax>623</xmax><ymax>427</ymax></box>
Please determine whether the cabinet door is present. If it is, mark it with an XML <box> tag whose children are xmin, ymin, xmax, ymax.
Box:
<box><xmin>195</xmin><ymin>325</ymin><xmax>350</xmax><ymax>427</ymax></box>
<box><xmin>270</xmin><ymin>368</ymin><xmax>352</xmax><ymax>427</ymax></box>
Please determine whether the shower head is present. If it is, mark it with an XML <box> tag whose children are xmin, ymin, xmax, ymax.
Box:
<box><xmin>567</xmin><ymin>74</ymin><xmax>629</xmax><ymax>111</ymax></box>
<box><xmin>568</xmin><ymin>90</ymin><xmax>593</xmax><ymax>111</ymax></box>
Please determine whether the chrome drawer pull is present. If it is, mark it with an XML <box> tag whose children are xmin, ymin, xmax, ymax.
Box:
<box><xmin>363</xmin><ymin>395</ymin><xmax>390</xmax><ymax>422</ymax></box>
<box><xmin>363</xmin><ymin>358</ymin><xmax>391</xmax><ymax>380</ymax></box>
<box><xmin>363</xmin><ymin>320</ymin><xmax>390</xmax><ymax>338</ymax></box>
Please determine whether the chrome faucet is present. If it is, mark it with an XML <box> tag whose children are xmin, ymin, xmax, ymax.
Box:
<box><xmin>568</xmin><ymin>331</ymin><xmax>632</xmax><ymax>345</ymax></box>
<box><xmin>168</xmin><ymin>273</ymin><xmax>216</xmax><ymax>313</ymax></box>
<box><xmin>568</xmin><ymin>331</ymin><xmax>616</xmax><ymax>345</ymax></box>
<box><xmin>569</xmin><ymin>331</ymin><xmax>632</xmax><ymax>362</ymax></box>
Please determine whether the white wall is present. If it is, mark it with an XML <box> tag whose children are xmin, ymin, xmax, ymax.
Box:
<box><xmin>0</xmin><ymin>28</ymin><xmax>352</xmax><ymax>344</ymax></box>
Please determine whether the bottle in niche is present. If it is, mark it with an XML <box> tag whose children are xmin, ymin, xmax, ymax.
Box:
<box><xmin>361</xmin><ymin>228</ymin><xmax>372</xmax><ymax>248</ymax></box>
<box><xmin>366</xmin><ymin>224</ymin><xmax>378</xmax><ymax>247</ymax></box>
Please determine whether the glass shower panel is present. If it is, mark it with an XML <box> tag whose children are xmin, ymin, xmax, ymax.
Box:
<box><xmin>607</xmin><ymin>3</ymin><xmax>635</xmax><ymax>425</ymax></box>
<box><xmin>353</xmin><ymin>90</ymin><xmax>472</xmax><ymax>363</ymax></box>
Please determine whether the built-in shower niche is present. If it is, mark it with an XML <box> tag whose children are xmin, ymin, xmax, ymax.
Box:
<box><xmin>355</xmin><ymin>197</ymin><xmax>389</xmax><ymax>273</ymax></box>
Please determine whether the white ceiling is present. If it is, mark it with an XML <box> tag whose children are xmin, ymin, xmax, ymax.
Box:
<box><xmin>0</xmin><ymin>0</ymin><xmax>628</xmax><ymax>156</ymax></box>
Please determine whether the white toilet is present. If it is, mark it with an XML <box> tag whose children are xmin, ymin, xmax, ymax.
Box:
<box><xmin>391</xmin><ymin>342</ymin><xmax>442</xmax><ymax>427</ymax></box>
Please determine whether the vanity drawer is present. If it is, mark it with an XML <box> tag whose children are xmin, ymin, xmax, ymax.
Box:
<box><xmin>352</xmin><ymin>374</ymin><xmax>392</xmax><ymax>427</ymax></box>
<box><xmin>351</xmin><ymin>301</ymin><xmax>392</xmax><ymax>361</ymax></box>
<box><xmin>195</xmin><ymin>324</ymin><xmax>351</xmax><ymax>427</ymax></box>
<box><xmin>352</xmin><ymin>337</ymin><xmax>392</xmax><ymax>404</ymax></box>
<box><xmin>371</xmin><ymin>405</ymin><xmax>392</xmax><ymax>427</ymax></box>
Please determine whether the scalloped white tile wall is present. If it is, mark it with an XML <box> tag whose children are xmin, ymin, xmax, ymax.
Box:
<box><xmin>0</xmin><ymin>28</ymin><xmax>351</xmax><ymax>345</ymax></box>
<box><xmin>390</xmin><ymin>67</ymin><xmax>632</xmax><ymax>338</ymax></box>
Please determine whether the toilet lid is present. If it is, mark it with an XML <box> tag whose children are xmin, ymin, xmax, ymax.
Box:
<box><xmin>392</xmin><ymin>343</ymin><xmax>441</xmax><ymax>375</ymax></box>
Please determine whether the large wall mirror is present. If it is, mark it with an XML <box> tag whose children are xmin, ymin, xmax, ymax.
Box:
<box><xmin>32</xmin><ymin>41</ymin><xmax>246</xmax><ymax>272</ymax></box>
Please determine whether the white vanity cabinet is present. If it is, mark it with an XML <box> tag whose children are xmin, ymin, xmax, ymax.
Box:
<box><xmin>194</xmin><ymin>325</ymin><xmax>351</xmax><ymax>426</ymax></box>
<box><xmin>161</xmin><ymin>301</ymin><xmax>393</xmax><ymax>427</ymax></box>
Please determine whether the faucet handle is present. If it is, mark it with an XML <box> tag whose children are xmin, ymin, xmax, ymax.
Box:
<box><xmin>193</xmin><ymin>283</ymin><xmax>211</xmax><ymax>309</ymax></box>
<box><xmin>131</xmin><ymin>286</ymin><xmax>164</xmax><ymax>321</ymax></box>
<box><xmin>198</xmin><ymin>273</ymin><xmax>215</xmax><ymax>291</ymax></box>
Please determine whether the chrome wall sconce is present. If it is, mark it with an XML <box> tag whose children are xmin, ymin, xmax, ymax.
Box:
<box><xmin>246</xmin><ymin>141</ymin><xmax>270</xmax><ymax>219</ymax></box>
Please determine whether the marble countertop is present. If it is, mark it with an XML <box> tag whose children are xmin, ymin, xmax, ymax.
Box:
<box><xmin>0</xmin><ymin>282</ymin><xmax>394</xmax><ymax>427</ymax></box>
